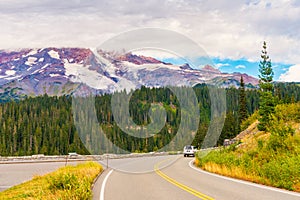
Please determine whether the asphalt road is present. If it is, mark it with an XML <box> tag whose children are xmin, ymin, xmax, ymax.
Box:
<box><xmin>0</xmin><ymin>161</ymin><xmax>79</xmax><ymax>192</ymax></box>
<box><xmin>93</xmin><ymin>155</ymin><xmax>300</xmax><ymax>200</ymax></box>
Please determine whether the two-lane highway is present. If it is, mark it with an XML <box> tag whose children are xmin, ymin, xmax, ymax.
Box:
<box><xmin>93</xmin><ymin>155</ymin><xmax>300</xmax><ymax>200</ymax></box>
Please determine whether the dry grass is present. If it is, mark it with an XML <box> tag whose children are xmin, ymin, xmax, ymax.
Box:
<box><xmin>0</xmin><ymin>162</ymin><xmax>102</xmax><ymax>200</ymax></box>
<box><xmin>201</xmin><ymin>162</ymin><xmax>267</xmax><ymax>185</ymax></box>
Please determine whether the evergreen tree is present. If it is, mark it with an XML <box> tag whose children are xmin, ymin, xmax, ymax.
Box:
<box><xmin>2</xmin><ymin>83</ymin><xmax>299</xmax><ymax>154</ymax></box>
<box><xmin>238</xmin><ymin>76</ymin><xmax>248</xmax><ymax>126</ymax></box>
<box><xmin>258</xmin><ymin>41</ymin><xmax>275</xmax><ymax>131</ymax></box>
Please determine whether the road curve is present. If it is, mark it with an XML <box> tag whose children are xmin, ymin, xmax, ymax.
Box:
<box><xmin>93</xmin><ymin>155</ymin><xmax>300</xmax><ymax>200</ymax></box>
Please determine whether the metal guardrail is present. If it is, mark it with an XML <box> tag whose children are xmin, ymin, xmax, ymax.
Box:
<box><xmin>0</xmin><ymin>152</ymin><xmax>177</xmax><ymax>164</ymax></box>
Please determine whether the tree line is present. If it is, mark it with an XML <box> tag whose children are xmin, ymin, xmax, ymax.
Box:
<box><xmin>0</xmin><ymin>81</ymin><xmax>299</xmax><ymax>156</ymax></box>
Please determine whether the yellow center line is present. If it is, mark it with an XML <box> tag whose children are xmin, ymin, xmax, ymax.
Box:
<box><xmin>154</xmin><ymin>159</ymin><xmax>215</xmax><ymax>200</ymax></box>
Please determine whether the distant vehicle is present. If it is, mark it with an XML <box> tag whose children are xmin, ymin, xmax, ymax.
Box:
<box><xmin>68</xmin><ymin>152</ymin><xmax>79</xmax><ymax>158</ymax></box>
<box><xmin>183</xmin><ymin>145</ymin><xmax>196</xmax><ymax>157</ymax></box>
<box><xmin>223</xmin><ymin>139</ymin><xmax>237</xmax><ymax>146</ymax></box>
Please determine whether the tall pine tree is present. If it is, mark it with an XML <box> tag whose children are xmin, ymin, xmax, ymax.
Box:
<box><xmin>258</xmin><ymin>41</ymin><xmax>275</xmax><ymax>131</ymax></box>
<box><xmin>238</xmin><ymin>76</ymin><xmax>248</xmax><ymax>127</ymax></box>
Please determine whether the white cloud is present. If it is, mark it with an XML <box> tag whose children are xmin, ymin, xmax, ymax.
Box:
<box><xmin>0</xmin><ymin>0</ymin><xmax>299</xmax><ymax>65</ymax></box>
<box><xmin>132</xmin><ymin>49</ymin><xmax>181</xmax><ymax>60</ymax></box>
<box><xmin>282</xmin><ymin>67</ymin><xmax>289</xmax><ymax>71</ymax></box>
<box><xmin>279</xmin><ymin>64</ymin><xmax>300</xmax><ymax>82</ymax></box>
<box><xmin>215</xmin><ymin>63</ymin><xmax>230</xmax><ymax>68</ymax></box>
<box><xmin>236</xmin><ymin>65</ymin><xmax>246</xmax><ymax>69</ymax></box>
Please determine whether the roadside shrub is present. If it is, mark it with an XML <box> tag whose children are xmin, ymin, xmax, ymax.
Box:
<box><xmin>269</xmin><ymin>117</ymin><xmax>295</xmax><ymax>137</ymax></box>
<box><xmin>48</xmin><ymin>173</ymin><xmax>78</xmax><ymax>191</ymax></box>
<box><xmin>261</xmin><ymin>156</ymin><xmax>300</xmax><ymax>190</ymax></box>
<box><xmin>47</xmin><ymin>163</ymin><xmax>100</xmax><ymax>200</ymax></box>
<box><xmin>240</xmin><ymin>111</ymin><xmax>259</xmax><ymax>131</ymax></box>
<box><xmin>196</xmin><ymin>102</ymin><xmax>300</xmax><ymax>192</ymax></box>
<box><xmin>0</xmin><ymin>162</ymin><xmax>102</xmax><ymax>200</ymax></box>
<box><xmin>267</xmin><ymin>135</ymin><xmax>286</xmax><ymax>152</ymax></box>
<box><xmin>226</xmin><ymin>143</ymin><xmax>238</xmax><ymax>152</ymax></box>
<box><xmin>257</xmin><ymin>139</ymin><xmax>264</xmax><ymax>150</ymax></box>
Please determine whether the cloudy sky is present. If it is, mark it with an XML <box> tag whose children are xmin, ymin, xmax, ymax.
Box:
<box><xmin>0</xmin><ymin>0</ymin><xmax>299</xmax><ymax>81</ymax></box>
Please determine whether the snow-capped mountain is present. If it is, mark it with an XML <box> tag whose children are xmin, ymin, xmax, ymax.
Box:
<box><xmin>0</xmin><ymin>48</ymin><xmax>258</xmax><ymax>98</ymax></box>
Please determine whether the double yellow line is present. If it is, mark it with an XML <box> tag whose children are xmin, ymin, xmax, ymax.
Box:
<box><xmin>154</xmin><ymin>159</ymin><xmax>214</xmax><ymax>200</ymax></box>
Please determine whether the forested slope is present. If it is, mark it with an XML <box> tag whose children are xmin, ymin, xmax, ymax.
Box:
<box><xmin>0</xmin><ymin>83</ymin><xmax>299</xmax><ymax>156</ymax></box>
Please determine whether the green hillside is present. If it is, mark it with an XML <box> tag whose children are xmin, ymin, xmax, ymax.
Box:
<box><xmin>195</xmin><ymin>102</ymin><xmax>300</xmax><ymax>191</ymax></box>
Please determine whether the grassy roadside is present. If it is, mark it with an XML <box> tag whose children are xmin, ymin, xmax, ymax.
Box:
<box><xmin>0</xmin><ymin>162</ymin><xmax>103</xmax><ymax>200</ymax></box>
<box><xmin>195</xmin><ymin>103</ymin><xmax>300</xmax><ymax>192</ymax></box>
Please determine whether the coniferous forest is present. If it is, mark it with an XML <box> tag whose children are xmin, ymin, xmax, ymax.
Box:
<box><xmin>0</xmin><ymin>83</ymin><xmax>299</xmax><ymax>156</ymax></box>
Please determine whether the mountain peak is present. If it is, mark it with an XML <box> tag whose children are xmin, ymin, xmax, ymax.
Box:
<box><xmin>202</xmin><ymin>65</ymin><xmax>221</xmax><ymax>73</ymax></box>
<box><xmin>116</xmin><ymin>52</ymin><xmax>163</xmax><ymax>65</ymax></box>
<box><xmin>180</xmin><ymin>63</ymin><xmax>193</xmax><ymax>70</ymax></box>
<box><xmin>0</xmin><ymin>48</ymin><xmax>259</xmax><ymax>99</ymax></box>
<box><xmin>232</xmin><ymin>72</ymin><xmax>259</xmax><ymax>86</ymax></box>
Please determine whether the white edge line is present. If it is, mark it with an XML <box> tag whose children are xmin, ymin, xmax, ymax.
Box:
<box><xmin>189</xmin><ymin>160</ymin><xmax>300</xmax><ymax>197</ymax></box>
<box><xmin>100</xmin><ymin>169</ymin><xmax>114</xmax><ymax>200</ymax></box>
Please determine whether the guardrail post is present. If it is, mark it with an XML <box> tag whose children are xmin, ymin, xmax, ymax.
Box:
<box><xmin>106</xmin><ymin>155</ymin><xmax>108</xmax><ymax>169</ymax></box>
<box><xmin>65</xmin><ymin>155</ymin><xmax>68</xmax><ymax>166</ymax></box>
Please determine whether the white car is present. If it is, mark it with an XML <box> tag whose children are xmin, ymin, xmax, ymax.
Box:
<box><xmin>68</xmin><ymin>152</ymin><xmax>79</xmax><ymax>159</ymax></box>
<box><xmin>183</xmin><ymin>145</ymin><xmax>196</xmax><ymax>157</ymax></box>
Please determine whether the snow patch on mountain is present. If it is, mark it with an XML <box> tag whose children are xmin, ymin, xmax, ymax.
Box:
<box><xmin>64</xmin><ymin>59</ymin><xmax>115</xmax><ymax>90</ymax></box>
<box><xmin>92</xmin><ymin>48</ymin><xmax>115</xmax><ymax>73</ymax></box>
<box><xmin>25</xmin><ymin>57</ymin><xmax>37</xmax><ymax>66</ymax></box>
<box><xmin>49</xmin><ymin>74</ymin><xmax>63</xmax><ymax>77</ymax></box>
<box><xmin>31</xmin><ymin>64</ymin><xmax>49</xmax><ymax>74</ymax></box>
<box><xmin>116</xmin><ymin>78</ymin><xmax>136</xmax><ymax>92</ymax></box>
<box><xmin>0</xmin><ymin>48</ymin><xmax>259</xmax><ymax>97</ymax></box>
<box><xmin>48</xmin><ymin>50</ymin><xmax>60</xmax><ymax>60</ymax></box>
<box><xmin>122</xmin><ymin>61</ymin><xmax>181</xmax><ymax>72</ymax></box>
<box><xmin>41</xmin><ymin>64</ymin><xmax>49</xmax><ymax>70</ymax></box>
<box><xmin>23</xmin><ymin>49</ymin><xmax>38</xmax><ymax>58</ymax></box>
<box><xmin>0</xmin><ymin>71</ymin><xmax>15</xmax><ymax>80</ymax></box>
<box><xmin>6</xmin><ymin>70</ymin><xmax>16</xmax><ymax>76</ymax></box>
<box><xmin>6</xmin><ymin>75</ymin><xmax>21</xmax><ymax>80</ymax></box>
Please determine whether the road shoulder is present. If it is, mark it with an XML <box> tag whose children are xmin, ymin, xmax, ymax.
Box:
<box><xmin>92</xmin><ymin>168</ymin><xmax>112</xmax><ymax>200</ymax></box>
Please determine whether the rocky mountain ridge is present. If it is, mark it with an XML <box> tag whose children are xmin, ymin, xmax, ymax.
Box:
<box><xmin>0</xmin><ymin>48</ymin><xmax>259</xmax><ymax>99</ymax></box>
